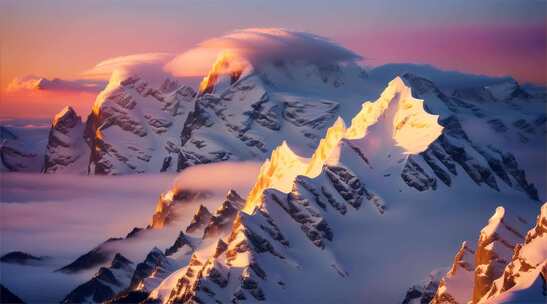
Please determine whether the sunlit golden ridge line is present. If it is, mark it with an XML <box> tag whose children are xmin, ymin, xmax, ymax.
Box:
<box><xmin>242</xmin><ymin>77</ymin><xmax>443</xmax><ymax>213</ymax></box>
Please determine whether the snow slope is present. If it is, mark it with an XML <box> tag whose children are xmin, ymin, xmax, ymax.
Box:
<box><xmin>137</xmin><ymin>77</ymin><xmax>544</xmax><ymax>304</ymax></box>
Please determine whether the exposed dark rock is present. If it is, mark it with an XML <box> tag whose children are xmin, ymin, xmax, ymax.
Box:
<box><xmin>62</xmin><ymin>269</ymin><xmax>119</xmax><ymax>303</ymax></box>
<box><xmin>165</xmin><ymin>231</ymin><xmax>193</xmax><ymax>256</ymax></box>
<box><xmin>213</xmin><ymin>239</ymin><xmax>228</xmax><ymax>258</ymax></box>
<box><xmin>0</xmin><ymin>284</ymin><xmax>25</xmax><ymax>304</ymax></box>
<box><xmin>0</xmin><ymin>251</ymin><xmax>44</xmax><ymax>265</ymax></box>
<box><xmin>420</xmin><ymin>150</ymin><xmax>451</xmax><ymax>186</ymax></box>
<box><xmin>186</xmin><ymin>205</ymin><xmax>214</xmax><ymax>234</ymax></box>
<box><xmin>152</xmin><ymin>190</ymin><xmax>211</xmax><ymax>229</ymax></box>
<box><xmin>56</xmin><ymin>241</ymin><xmax>117</xmax><ymax>273</ymax></box>
<box><xmin>487</xmin><ymin>119</ymin><xmax>508</xmax><ymax>133</ymax></box>
<box><xmin>513</xmin><ymin>119</ymin><xmax>535</xmax><ymax>134</ymax></box>
<box><xmin>110</xmin><ymin>253</ymin><xmax>134</xmax><ymax>271</ymax></box>
<box><xmin>453</xmin><ymin>87</ymin><xmax>496</xmax><ymax>103</ymax></box>
<box><xmin>0</xmin><ymin>145</ymin><xmax>40</xmax><ymax>172</ymax></box>
<box><xmin>104</xmin><ymin>290</ymin><xmax>150</xmax><ymax>304</ymax></box>
<box><xmin>324</xmin><ymin>165</ymin><xmax>365</xmax><ymax>209</ymax></box>
<box><xmin>126</xmin><ymin>227</ymin><xmax>144</xmax><ymax>239</ymax></box>
<box><xmin>203</xmin><ymin>199</ymin><xmax>239</xmax><ymax>239</ymax></box>
<box><xmin>129</xmin><ymin>248</ymin><xmax>169</xmax><ymax>290</ymax></box>
<box><xmin>401</xmin><ymin>157</ymin><xmax>437</xmax><ymax>191</ymax></box>
<box><xmin>501</xmin><ymin>153</ymin><xmax>539</xmax><ymax>201</ymax></box>
<box><xmin>269</xmin><ymin>189</ymin><xmax>331</xmax><ymax>248</ymax></box>
<box><xmin>0</xmin><ymin>126</ymin><xmax>17</xmax><ymax>140</ymax></box>
<box><xmin>62</xmin><ymin>253</ymin><xmax>134</xmax><ymax>304</ymax></box>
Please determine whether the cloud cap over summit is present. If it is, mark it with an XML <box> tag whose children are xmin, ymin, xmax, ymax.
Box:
<box><xmin>165</xmin><ymin>28</ymin><xmax>363</xmax><ymax>77</ymax></box>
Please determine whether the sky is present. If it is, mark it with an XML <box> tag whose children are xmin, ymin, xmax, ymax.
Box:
<box><xmin>0</xmin><ymin>0</ymin><xmax>545</xmax><ymax>118</ymax></box>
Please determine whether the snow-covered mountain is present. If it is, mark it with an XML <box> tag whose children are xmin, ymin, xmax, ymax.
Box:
<box><xmin>84</xmin><ymin>73</ymin><xmax>197</xmax><ymax>174</ymax></box>
<box><xmin>43</xmin><ymin>106</ymin><xmax>89</xmax><ymax>174</ymax></box>
<box><xmin>0</xmin><ymin>122</ymin><xmax>48</xmax><ymax>172</ymax></box>
<box><xmin>2</xmin><ymin>41</ymin><xmax>546</xmax><ymax>304</ymax></box>
<box><xmin>3</xmin><ymin>53</ymin><xmax>544</xmax><ymax>186</ymax></box>
<box><xmin>432</xmin><ymin>204</ymin><xmax>546</xmax><ymax>304</ymax></box>
<box><xmin>131</xmin><ymin>77</ymin><xmax>543</xmax><ymax>304</ymax></box>
<box><xmin>62</xmin><ymin>253</ymin><xmax>135</xmax><ymax>303</ymax></box>
<box><xmin>49</xmin><ymin>75</ymin><xmax>545</xmax><ymax>304</ymax></box>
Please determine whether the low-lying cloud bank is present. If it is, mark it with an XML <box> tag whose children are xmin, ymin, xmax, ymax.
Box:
<box><xmin>0</xmin><ymin>173</ymin><xmax>176</xmax><ymax>257</ymax></box>
<box><xmin>0</xmin><ymin>161</ymin><xmax>260</xmax><ymax>258</ymax></box>
<box><xmin>0</xmin><ymin>161</ymin><xmax>261</xmax><ymax>303</ymax></box>
<box><xmin>171</xmin><ymin>161</ymin><xmax>261</xmax><ymax>193</ymax></box>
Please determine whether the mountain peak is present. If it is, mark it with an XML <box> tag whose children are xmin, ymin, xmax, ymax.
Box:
<box><xmin>243</xmin><ymin>77</ymin><xmax>443</xmax><ymax>213</ymax></box>
<box><xmin>44</xmin><ymin>106</ymin><xmax>88</xmax><ymax>174</ymax></box>
<box><xmin>485</xmin><ymin>78</ymin><xmax>530</xmax><ymax>101</ymax></box>
<box><xmin>434</xmin><ymin>203</ymin><xmax>546</xmax><ymax>304</ymax></box>
<box><xmin>198</xmin><ymin>51</ymin><xmax>252</xmax><ymax>95</ymax></box>
<box><xmin>52</xmin><ymin>106</ymin><xmax>80</xmax><ymax>128</ymax></box>
<box><xmin>347</xmin><ymin>76</ymin><xmax>443</xmax><ymax>154</ymax></box>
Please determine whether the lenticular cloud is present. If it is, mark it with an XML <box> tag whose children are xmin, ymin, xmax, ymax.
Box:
<box><xmin>82</xmin><ymin>52</ymin><xmax>174</xmax><ymax>80</ymax></box>
<box><xmin>165</xmin><ymin>28</ymin><xmax>363</xmax><ymax>76</ymax></box>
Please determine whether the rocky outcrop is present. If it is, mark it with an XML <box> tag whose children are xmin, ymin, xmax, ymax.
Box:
<box><xmin>62</xmin><ymin>253</ymin><xmax>134</xmax><ymax>304</ymax></box>
<box><xmin>471</xmin><ymin>207</ymin><xmax>528</xmax><ymax>303</ymax></box>
<box><xmin>160</xmin><ymin>254</ymin><xmax>231</xmax><ymax>303</ymax></box>
<box><xmin>400</xmin><ymin>74</ymin><xmax>541</xmax><ymax>201</ymax></box>
<box><xmin>129</xmin><ymin>248</ymin><xmax>177</xmax><ymax>292</ymax></box>
<box><xmin>402</xmin><ymin>270</ymin><xmax>444</xmax><ymax>304</ymax></box>
<box><xmin>56</xmin><ymin>238</ymin><xmax>120</xmax><ymax>273</ymax></box>
<box><xmin>0</xmin><ymin>284</ymin><xmax>25</xmax><ymax>304</ymax></box>
<box><xmin>400</xmin><ymin>114</ymin><xmax>539</xmax><ymax>200</ymax></box>
<box><xmin>0</xmin><ymin>126</ymin><xmax>43</xmax><ymax>172</ymax></box>
<box><xmin>431</xmin><ymin>242</ymin><xmax>476</xmax><ymax>304</ymax></box>
<box><xmin>202</xmin><ymin>190</ymin><xmax>245</xmax><ymax>239</ymax></box>
<box><xmin>479</xmin><ymin>203</ymin><xmax>546</xmax><ymax>303</ymax></box>
<box><xmin>165</xmin><ymin>231</ymin><xmax>194</xmax><ymax>257</ymax></box>
<box><xmin>151</xmin><ymin>189</ymin><xmax>211</xmax><ymax>229</ymax></box>
<box><xmin>0</xmin><ymin>251</ymin><xmax>45</xmax><ymax>265</ymax></box>
<box><xmin>177</xmin><ymin>58</ymin><xmax>344</xmax><ymax>171</ymax></box>
<box><xmin>43</xmin><ymin>106</ymin><xmax>89</xmax><ymax>173</ymax></box>
<box><xmin>185</xmin><ymin>205</ymin><xmax>213</xmax><ymax>234</ymax></box>
<box><xmin>57</xmin><ymin>224</ymin><xmax>149</xmax><ymax>274</ymax></box>
<box><xmin>85</xmin><ymin>76</ymin><xmax>196</xmax><ymax>175</ymax></box>
<box><xmin>432</xmin><ymin>203</ymin><xmax>546</xmax><ymax>304</ymax></box>
<box><xmin>401</xmin><ymin>157</ymin><xmax>437</xmax><ymax>191</ymax></box>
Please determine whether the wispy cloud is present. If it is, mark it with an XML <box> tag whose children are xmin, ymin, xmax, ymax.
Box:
<box><xmin>6</xmin><ymin>76</ymin><xmax>105</xmax><ymax>93</ymax></box>
<box><xmin>82</xmin><ymin>52</ymin><xmax>174</xmax><ymax>80</ymax></box>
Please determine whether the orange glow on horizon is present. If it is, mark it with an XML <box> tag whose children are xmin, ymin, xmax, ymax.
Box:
<box><xmin>0</xmin><ymin>89</ymin><xmax>97</xmax><ymax>119</ymax></box>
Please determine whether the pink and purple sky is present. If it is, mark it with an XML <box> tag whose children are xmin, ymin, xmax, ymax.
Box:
<box><xmin>0</xmin><ymin>0</ymin><xmax>545</xmax><ymax>118</ymax></box>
